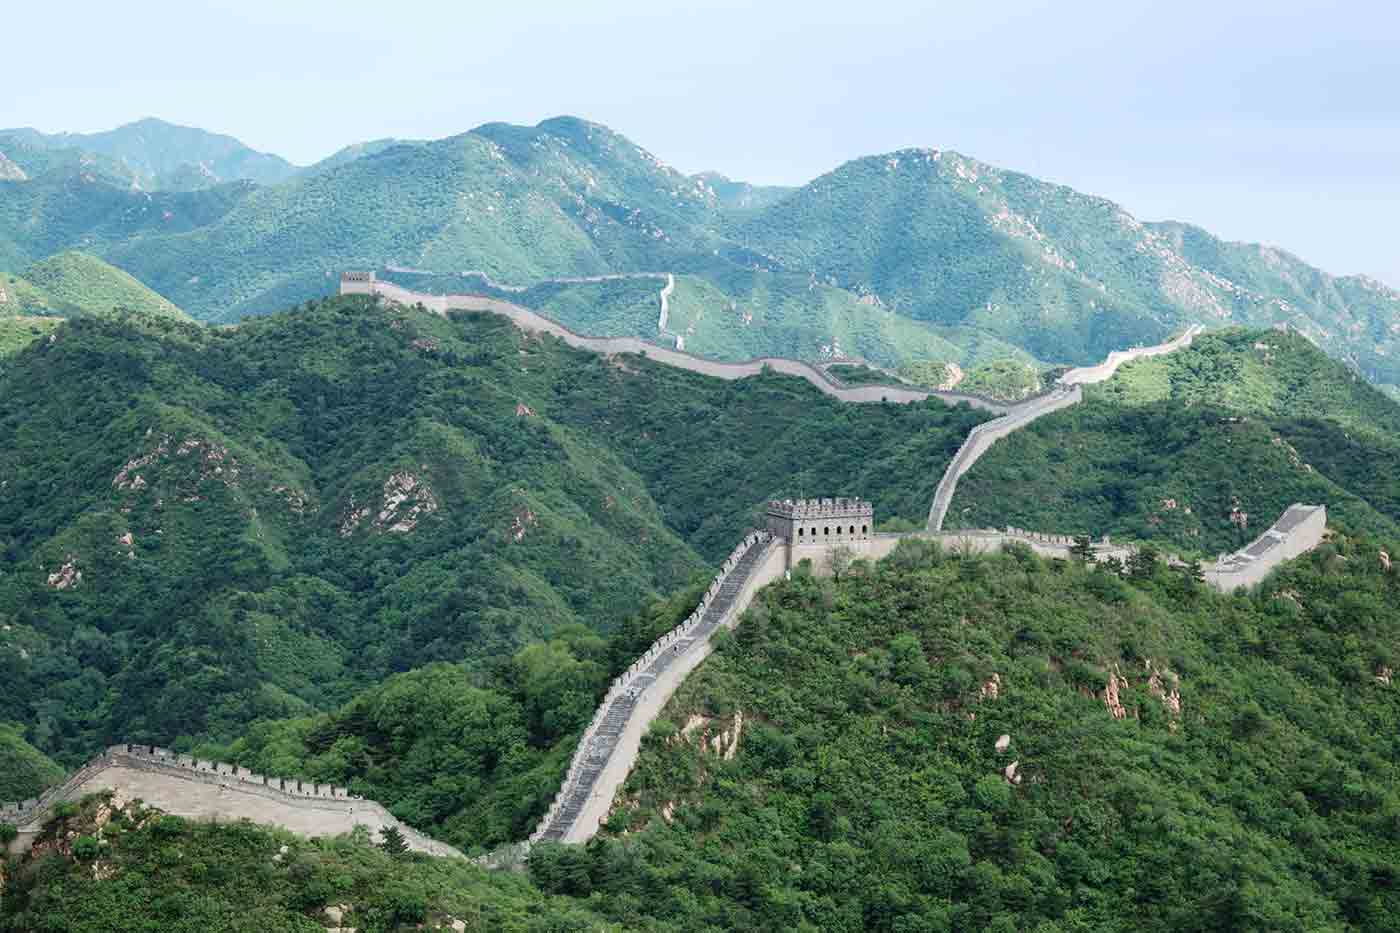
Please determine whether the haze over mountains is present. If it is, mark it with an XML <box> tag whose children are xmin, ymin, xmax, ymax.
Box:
<box><xmin>1</xmin><ymin>116</ymin><xmax>1397</xmax><ymax>395</ymax></box>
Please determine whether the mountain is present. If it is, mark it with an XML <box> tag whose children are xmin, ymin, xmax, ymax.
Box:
<box><xmin>734</xmin><ymin>149</ymin><xmax>1400</xmax><ymax>387</ymax></box>
<box><xmin>950</xmin><ymin>327</ymin><xmax>1400</xmax><ymax>552</ymax></box>
<box><xmin>0</xmin><ymin>723</ymin><xmax>63</xmax><ymax>800</ymax></box>
<box><xmin>9</xmin><ymin>534</ymin><xmax>1399</xmax><ymax>931</ymax></box>
<box><xmin>0</xmin><ymin>294</ymin><xmax>978</xmax><ymax>766</ymax></box>
<box><xmin>0</xmin><ymin>117</ymin><xmax>299</xmax><ymax>189</ymax></box>
<box><xmin>1</xmin><ymin>115</ymin><xmax>1397</xmax><ymax>391</ymax></box>
<box><xmin>693</xmin><ymin>170</ymin><xmax>794</xmax><ymax>212</ymax></box>
<box><xmin>2</xmin><ymin>252</ymin><xmax>187</xmax><ymax>320</ymax></box>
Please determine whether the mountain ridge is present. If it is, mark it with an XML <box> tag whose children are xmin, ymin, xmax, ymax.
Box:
<box><xmin>0</xmin><ymin>115</ymin><xmax>1396</xmax><ymax>392</ymax></box>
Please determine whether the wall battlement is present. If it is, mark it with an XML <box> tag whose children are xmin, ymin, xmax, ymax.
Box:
<box><xmin>1</xmin><ymin>745</ymin><xmax>462</xmax><ymax>860</ymax></box>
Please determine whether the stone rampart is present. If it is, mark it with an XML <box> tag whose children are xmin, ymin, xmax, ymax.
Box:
<box><xmin>530</xmin><ymin>531</ymin><xmax>781</xmax><ymax>845</ymax></box>
<box><xmin>1057</xmin><ymin>325</ymin><xmax>1203</xmax><ymax>385</ymax></box>
<box><xmin>1</xmin><ymin>745</ymin><xmax>462</xmax><ymax>860</ymax></box>
<box><xmin>1202</xmin><ymin>504</ymin><xmax>1327</xmax><ymax>591</ymax></box>
<box><xmin>344</xmin><ymin>276</ymin><xmax>1014</xmax><ymax>413</ymax></box>
<box><xmin>927</xmin><ymin>386</ymin><xmax>1083</xmax><ymax>530</ymax></box>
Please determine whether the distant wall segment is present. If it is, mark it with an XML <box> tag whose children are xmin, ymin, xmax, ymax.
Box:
<box><xmin>342</xmin><ymin>275</ymin><xmax>1014</xmax><ymax>412</ymax></box>
<box><xmin>1</xmin><ymin>745</ymin><xmax>462</xmax><ymax>859</ymax></box>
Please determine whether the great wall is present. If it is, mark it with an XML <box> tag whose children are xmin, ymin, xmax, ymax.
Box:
<box><xmin>1</xmin><ymin>276</ymin><xmax>1326</xmax><ymax>865</ymax></box>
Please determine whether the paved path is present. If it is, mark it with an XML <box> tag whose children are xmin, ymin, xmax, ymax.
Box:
<box><xmin>532</xmin><ymin>534</ymin><xmax>781</xmax><ymax>844</ymax></box>
<box><xmin>927</xmin><ymin>325</ymin><xmax>1204</xmax><ymax>531</ymax></box>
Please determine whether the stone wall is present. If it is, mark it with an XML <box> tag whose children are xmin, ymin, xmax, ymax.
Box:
<box><xmin>927</xmin><ymin>386</ymin><xmax>1083</xmax><ymax>531</ymax></box>
<box><xmin>531</xmin><ymin>531</ymin><xmax>780</xmax><ymax>845</ymax></box>
<box><xmin>1203</xmin><ymin>504</ymin><xmax>1326</xmax><ymax>591</ymax></box>
<box><xmin>342</xmin><ymin>276</ymin><xmax>1015</xmax><ymax>413</ymax></box>
<box><xmin>1</xmin><ymin>746</ymin><xmax>462</xmax><ymax>859</ymax></box>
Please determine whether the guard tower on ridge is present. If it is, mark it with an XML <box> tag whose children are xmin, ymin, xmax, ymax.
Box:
<box><xmin>766</xmin><ymin>497</ymin><xmax>874</xmax><ymax>570</ymax></box>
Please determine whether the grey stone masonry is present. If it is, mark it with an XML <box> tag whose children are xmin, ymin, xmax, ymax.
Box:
<box><xmin>339</xmin><ymin>274</ymin><xmax>1015</xmax><ymax>412</ymax></box>
<box><xmin>1</xmin><ymin>745</ymin><xmax>462</xmax><ymax>860</ymax></box>
<box><xmin>766</xmin><ymin>497</ymin><xmax>874</xmax><ymax>544</ymax></box>
<box><xmin>530</xmin><ymin>531</ymin><xmax>776</xmax><ymax>844</ymax></box>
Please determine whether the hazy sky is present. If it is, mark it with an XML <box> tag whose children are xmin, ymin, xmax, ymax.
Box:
<box><xmin>7</xmin><ymin>0</ymin><xmax>1397</xmax><ymax>284</ymax></box>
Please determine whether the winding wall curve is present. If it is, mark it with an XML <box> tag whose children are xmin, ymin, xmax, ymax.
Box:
<box><xmin>927</xmin><ymin>325</ymin><xmax>1204</xmax><ymax>531</ymax></box>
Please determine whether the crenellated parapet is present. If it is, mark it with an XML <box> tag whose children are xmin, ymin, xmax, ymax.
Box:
<box><xmin>1</xmin><ymin>744</ymin><xmax>462</xmax><ymax>860</ymax></box>
<box><xmin>529</xmin><ymin>529</ymin><xmax>780</xmax><ymax>845</ymax></box>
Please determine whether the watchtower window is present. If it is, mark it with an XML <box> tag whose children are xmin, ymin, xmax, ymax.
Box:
<box><xmin>824</xmin><ymin>526</ymin><xmax>830</xmax><ymax>536</ymax></box>
<box><xmin>849</xmin><ymin>525</ymin><xmax>855</xmax><ymax>534</ymax></box>
<box><xmin>798</xmin><ymin>527</ymin><xmax>804</xmax><ymax>537</ymax></box>
<box><xmin>862</xmin><ymin>525</ymin><xmax>868</xmax><ymax>534</ymax></box>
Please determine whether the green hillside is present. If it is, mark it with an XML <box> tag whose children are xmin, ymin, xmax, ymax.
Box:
<box><xmin>10</xmin><ymin>536</ymin><xmax>1400</xmax><ymax>931</ymax></box>
<box><xmin>950</xmin><ymin>328</ymin><xmax>1400</xmax><ymax>553</ymax></box>
<box><xmin>0</xmin><ymin>295</ymin><xmax>979</xmax><ymax>767</ymax></box>
<box><xmin>0</xmin><ymin>722</ymin><xmax>64</xmax><ymax>800</ymax></box>
<box><xmin>0</xmin><ymin>118</ymin><xmax>298</xmax><ymax>190</ymax></box>
<box><xmin>2</xmin><ymin>117</ymin><xmax>1397</xmax><ymax>391</ymax></box>
<box><xmin>736</xmin><ymin>149</ymin><xmax>1400</xmax><ymax>383</ymax></box>
<box><xmin>3</xmin><ymin>252</ymin><xmax>188</xmax><ymax>320</ymax></box>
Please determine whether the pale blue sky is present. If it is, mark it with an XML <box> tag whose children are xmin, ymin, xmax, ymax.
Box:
<box><xmin>8</xmin><ymin>0</ymin><xmax>1397</xmax><ymax>284</ymax></box>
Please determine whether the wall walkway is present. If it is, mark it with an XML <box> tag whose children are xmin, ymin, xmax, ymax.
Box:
<box><xmin>531</xmin><ymin>531</ymin><xmax>783</xmax><ymax>844</ymax></box>
<box><xmin>927</xmin><ymin>325</ymin><xmax>1204</xmax><ymax>532</ymax></box>
<box><xmin>1</xmin><ymin>746</ymin><xmax>462</xmax><ymax>859</ymax></box>
<box><xmin>346</xmin><ymin>277</ymin><xmax>1014</xmax><ymax>412</ymax></box>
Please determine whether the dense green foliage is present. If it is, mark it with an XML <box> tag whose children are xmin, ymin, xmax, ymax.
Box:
<box><xmin>527</xmin><ymin>535</ymin><xmax>1400</xmax><ymax>931</ymax></box>
<box><xmin>957</xmin><ymin>360</ymin><xmax>1044</xmax><ymax>402</ymax></box>
<box><xmin>4</xmin><ymin>116</ymin><xmax>1397</xmax><ymax>387</ymax></box>
<box><xmin>952</xmin><ymin>329</ymin><xmax>1400</xmax><ymax>554</ymax></box>
<box><xmin>198</xmin><ymin>589</ymin><xmax>703</xmax><ymax>851</ymax></box>
<box><xmin>3</xmin><ymin>252</ymin><xmax>187</xmax><ymax>320</ymax></box>
<box><xmin>0</xmin><ymin>296</ymin><xmax>973</xmax><ymax>767</ymax></box>
<box><xmin>0</xmin><ymin>723</ymin><xmax>64</xmax><ymax>801</ymax></box>
<box><xmin>15</xmin><ymin>536</ymin><xmax>1398</xmax><ymax>931</ymax></box>
<box><xmin>0</xmin><ymin>794</ymin><xmax>614</xmax><ymax>932</ymax></box>
<box><xmin>0</xmin><ymin>316</ymin><xmax>60</xmax><ymax>360</ymax></box>
<box><xmin>0</xmin><ymin>118</ymin><xmax>298</xmax><ymax>190</ymax></box>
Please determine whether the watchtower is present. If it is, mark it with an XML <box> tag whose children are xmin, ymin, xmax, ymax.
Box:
<box><xmin>766</xmin><ymin>497</ymin><xmax>874</xmax><ymax>570</ymax></box>
<box><xmin>340</xmin><ymin>271</ymin><xmax>377</xmax><ymax>296</ymax></box>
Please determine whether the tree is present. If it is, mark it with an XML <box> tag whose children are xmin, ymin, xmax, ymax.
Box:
<box><xmin>1129</xmin><ymin>545</ymin><xmax>1160</xmax><ymax>580</ymax></box>
<box><xmin>378</xmin><ymin>824</ymin><xmax>408</xmax><ymax>858</ymax></box>
<box><xmin>0</xmin><ymin>822</ymin><xmax>16</xmax><ymax>845</ymax></box>
<box><xmin>1070</xmin><ymin>535</ymin><xmax>1095</xmax><ymax>562</ymax></box>
<box><xmin>1185</xmin><ymin>558</ymin><xmax>1206</xmax><ymax>583</ymax></box>
<box><xmin>828</xmin><ymin>544</ymin><xmax>857</xmax><ymax>580</ymax></box>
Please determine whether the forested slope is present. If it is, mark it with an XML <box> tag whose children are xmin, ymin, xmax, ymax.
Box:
<box><xmin>950</xmin><ymin>328</ymin><xmax>1400</xmax><ymax>553</ymax></box>
<box><xmin>0</xmin><ymin>295</ymin><xmax>976</xmax><ymax>768</ymax></box>
<box><xmin>10</xmin><ymin>536</ymin><xmax>1400</xmax><ymax>932</ymax></box>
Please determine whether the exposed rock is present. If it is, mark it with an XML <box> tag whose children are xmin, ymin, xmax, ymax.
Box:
<box><xmin>113</xmin><ymin>434</ymin><xmax>241</xmax><ymax>493</ymax></box>
<box><xmin>410</xmin><ymin>337</ymin><xmax>440</xmax><ymax>353</ymax></box>
<box><xmin>1102</xmin><ymin>665</ymin><xmax>1129</xmax><ymax>720</ymax></box>
<box><xmin>1377</xmin><ymin>667</ymin><xmax>1393</xmax><ymax>686</ymax></box>
<box><xmin>509</xmin><ymin>505</ymin><xmax>538</xmax><ymax>542</ymax></box>
<box><xmin>660</xmin><ymin>801</ymin><xmax>675</xmax><ymax>824</ymax></box>
<box><xmin>1145</xmin><ymin>659</ymin><xmax>1182</xmax><ymax>717</ymax></box>
<box><xmin>515</xmin><ymin>402</ymin><xmax>536</xmax><ymax>417</ymax></box>
<box><xmin>939</xmin><ymin>362</ymin><xmax>965</xmax><ymax>391</ymax></box>
<box><xmin>1003</xmin><ymin>760</ymin><xmax>1022</xmax><ymax>785</ymax></box>
<box><xmin>339</xmin><ymin>499</ymin><xmax>371</xmax><ymax>537</ymax></box>
<box><xmin>994</xmin><ymin>734</ymin><xmax>1011</xmax><ymax>754</ymax></box>
<box><xmin>375</xmin><ymin>472</ymin><xmax>438</xmax><ymax>533</ymax></box>
<box><xmin>1381</xmin><ymin>550</ymin><xmax>1392</xmax><ymax>572</ymax></box>
<box><xmin>979</xmin><ymin>672</ymin><xmax>1001</xmax><ymax>701</ymax></box>
<box><xmin>46</xmin><ymin>556</ymin><xmax>81</xmax><ymax>590</ymax></box>
<box><xmin>722</xmin><ymin>710</ymin><xmax>744</xmax><ymax>761</ymax></box>
<box><xmin>269</xmin><ymin>484</ymin><xmax>309</xmax><ymax>516</ymax></box>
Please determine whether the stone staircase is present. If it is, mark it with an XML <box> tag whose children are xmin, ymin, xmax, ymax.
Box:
<box><xmin>532</xmin><ymin>534</ymin><xmax>774</xmax><ymax>843</ymax></box>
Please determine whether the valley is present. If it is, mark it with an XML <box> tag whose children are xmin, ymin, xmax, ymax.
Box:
<box><xmin>2</xmin><ymin>108</ymin><xmax>1399</xmax><ymax>933</ymax></box>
